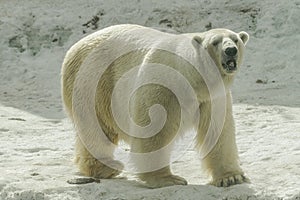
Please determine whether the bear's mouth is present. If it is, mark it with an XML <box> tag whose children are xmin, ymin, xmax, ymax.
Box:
<box><xmin>222</xmin><ymin>59</ymin><xmax>237</xmax><ymax>73</ymax></box>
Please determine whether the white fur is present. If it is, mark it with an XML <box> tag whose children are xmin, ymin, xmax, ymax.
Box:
<box><xmin>61</xmin><ymin>24</ymin><xmax>249</xmax><ymax>188</ymax></box>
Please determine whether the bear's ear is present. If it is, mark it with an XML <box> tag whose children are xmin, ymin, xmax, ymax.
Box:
<box><xmin>192</xmin><ymin>35</ymin><xmax>203</xmax><ymax>46</ymax></box>
<box><xmin>238</xmin><ymin>31</ymin><xmax>249</xmax><ymax>45</ymax></box>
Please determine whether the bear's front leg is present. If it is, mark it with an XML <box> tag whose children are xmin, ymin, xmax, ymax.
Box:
<box><xmin>130</xmin><ymin>136</ymin><xmax>187</xmax><ymax>188</ymax></box>
<box><xmin>197</xmin><ymin>93</ymin><xmax>249</xmax><ymax>187</ymax></box>
<box><xmin>138</xmin><ymin>167</ymin><xmax>187</xmax><ymax>188</ymax></box>
<box><xmin>129</xmin><ymin>85</ymin><xmax>188</xmax><ymax>188</ymax></box>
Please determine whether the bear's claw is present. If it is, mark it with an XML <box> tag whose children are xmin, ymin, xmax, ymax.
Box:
<box><xmin>211</xmin><ymin>174</ymin><xmax>250</xmax><ymax>187</ymax></box>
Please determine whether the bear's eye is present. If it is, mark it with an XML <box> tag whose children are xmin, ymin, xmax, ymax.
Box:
<box><xmin>230</xmin><ymin>36</ymin><xmax>239</xmax><ymax>44</ymax></box>
<box><xmin>212</xmin><ymin>40</ymin><xmax>219</xmax><ymax>46</ymax></box>
<box><xmin>212</xmin><ymin>36</ymin><xmax>222</xmax><ymax>46</ymax></box>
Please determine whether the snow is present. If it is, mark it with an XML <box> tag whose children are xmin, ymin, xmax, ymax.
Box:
<box><xmin>0</xmin><ymin>0</ymin><xmax>299</xmax><ymax>199</ymax></box>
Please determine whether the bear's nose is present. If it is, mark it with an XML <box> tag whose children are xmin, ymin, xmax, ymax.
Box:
<box><xmin>225</xmin><ymin>47</ymin><xmax>237</xmax><ymax>56</ymax></box>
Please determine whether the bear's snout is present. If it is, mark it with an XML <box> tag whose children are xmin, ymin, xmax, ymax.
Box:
<box><xmin>224</xmin><ymin>46</ymin><xmax>237</xmax><ymax>56</ymax></box>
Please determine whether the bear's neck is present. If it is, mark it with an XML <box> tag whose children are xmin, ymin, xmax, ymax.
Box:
<box><xmin>222</xmin><ymin>74</ymin><xmax>235</xmax><ymax>91</ymax></box>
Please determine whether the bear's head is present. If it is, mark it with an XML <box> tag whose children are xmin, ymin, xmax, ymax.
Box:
<box><xmin>193</xmin><ymin>29</ymin><xmax>249</xmax><ymax>76</ymax></box>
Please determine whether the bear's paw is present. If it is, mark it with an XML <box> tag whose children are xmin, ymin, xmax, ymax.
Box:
<box><xmin>211</xmin><ymin>174</ymin><xmax>250</xmax><ymax>187</ymax></box>
<box><xmin>142</xmin><ymin>174</ymin><xmax>188</xmax><ymax>188</ymax></box>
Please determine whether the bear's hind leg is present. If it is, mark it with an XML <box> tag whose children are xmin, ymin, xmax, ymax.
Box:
<box><xmin>75</xmin><ymin>136</ymin><xmax>124</xmax><ymax>179</ymax></box>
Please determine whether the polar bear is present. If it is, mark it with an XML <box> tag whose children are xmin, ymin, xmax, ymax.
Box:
<box><xmin>61</xmin><ymin>24</ymin><xmax>249</xmax><ymax>188</ymax></box>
